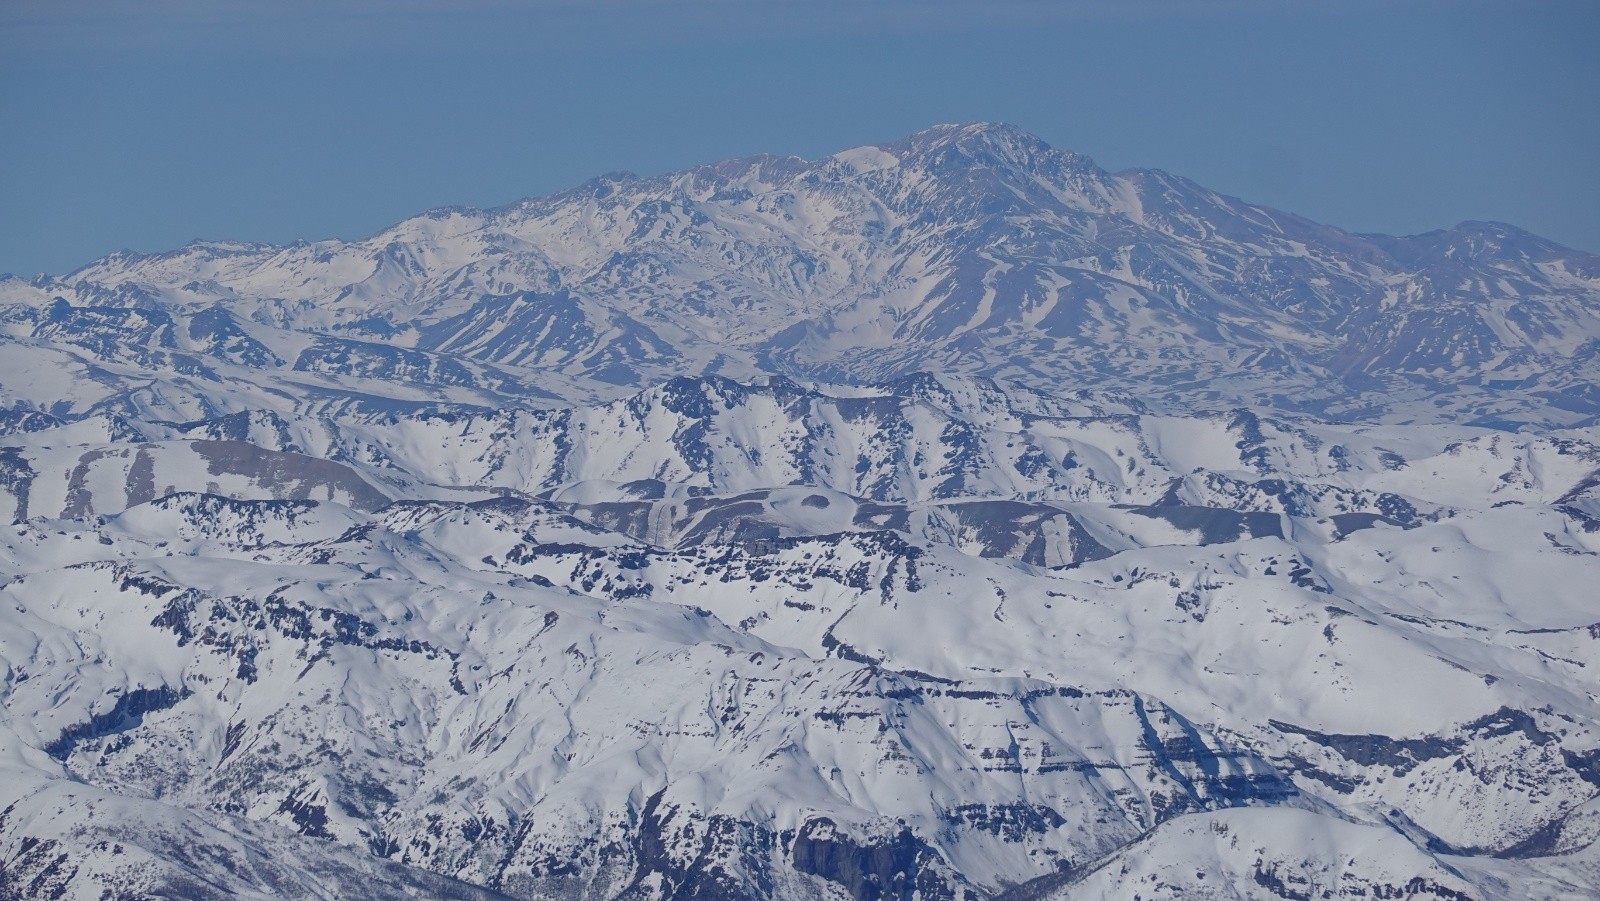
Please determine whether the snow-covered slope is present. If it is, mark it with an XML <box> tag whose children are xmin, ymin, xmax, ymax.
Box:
<box><xmin>5</xmin><ymin>123</ymin><xmax>1599</xmax><ymax>427</ymax></box>
<box><xmin>2</xmin><ymin>125</ymin><xmax>1599</xmax><ymax>899</ymax></box>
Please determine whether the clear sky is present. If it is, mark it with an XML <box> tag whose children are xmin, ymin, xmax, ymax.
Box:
<box><xmin>2</xmin><ymin>0</ymin><xmax>1596</xmax><ymax>276</ymax></box>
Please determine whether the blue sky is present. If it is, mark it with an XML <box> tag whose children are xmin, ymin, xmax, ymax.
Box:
<box><xmin>2</xmin><ymin>0</ymin><xmax>1596</xmax><ymax>275</ymax></box>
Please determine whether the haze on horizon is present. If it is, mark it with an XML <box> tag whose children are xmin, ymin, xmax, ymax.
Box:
<box><xmin>2</xmin><ymin>0</ymin><xmax>1597</xmax><ymax>276</ymax></box>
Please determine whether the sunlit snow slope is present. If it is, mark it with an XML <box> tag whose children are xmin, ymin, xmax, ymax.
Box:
<box><xmin>2</xmin><ymin>124</ymin><xmax>1599</xmax><ymax>900</ymax></box>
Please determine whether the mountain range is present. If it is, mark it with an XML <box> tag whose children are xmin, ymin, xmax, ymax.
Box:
<box><xmin>1</xmin><ymin>123</ymin><xmax>1598</xmax><ymax>900</ymax></box>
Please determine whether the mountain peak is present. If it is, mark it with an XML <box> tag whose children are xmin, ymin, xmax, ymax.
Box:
<box><xmin>884</xmin><ymin>121</ymin><xmax>1060</xmax><ymax>167</ymax></box>
<box><xmin>899</xmin><ymin>120</ymin><xmax>1040</xmax><ymax>145</ymax></box>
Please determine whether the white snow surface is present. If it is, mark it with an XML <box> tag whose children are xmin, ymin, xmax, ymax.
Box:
<box><xmin>1</xmin><ymin>124</ymin><xmax>1598</xmax><ymax>900</ymax></box>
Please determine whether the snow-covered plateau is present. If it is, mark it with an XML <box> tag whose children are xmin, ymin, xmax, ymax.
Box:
<box><xmin>1</xmin><ymin>123</ymin><xmax>1598</xmax><ymax>899</ymax></box>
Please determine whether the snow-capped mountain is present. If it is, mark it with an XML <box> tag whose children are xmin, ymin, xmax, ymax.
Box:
<box><xmin>5</xmin><ymin>123</ymin><xmax>1599</xmax><ymax>427</ymax></box>
<box><xmin>2</xmin><ymin>125</ymin><xmax>1599</xmax><ymax>899</ymax></box>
